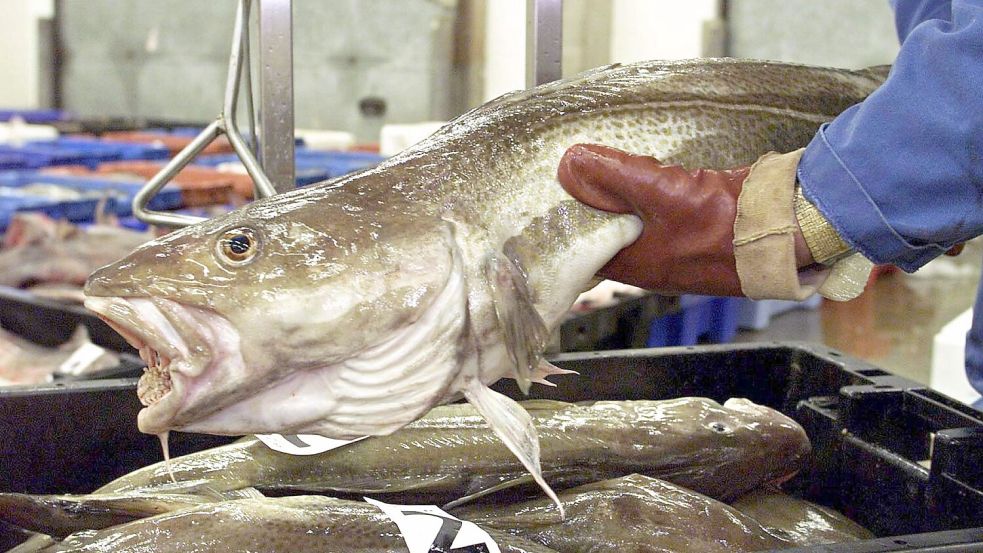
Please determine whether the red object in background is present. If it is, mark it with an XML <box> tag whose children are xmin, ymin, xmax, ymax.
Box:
<box><xmin>868</xmin><ymin>264</ymin><xmax>900</xmax><ymax>287</ymax></box>
<box><xmin>39</xmin><ymin>162</ymin><xmax>248</xmax><ymax>207</ymax></box>
<box><xmin>99</xmin><ymin>131</ymin><xmax>235</xmax><ymax>156</ymax></box>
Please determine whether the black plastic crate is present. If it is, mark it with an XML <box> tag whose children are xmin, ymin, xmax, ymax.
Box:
<box><xmin>552</xmin><ymin>293</ymin><xmax>679</xmax><ymax>352</ymax></box>
<box><xmin>0</xmin><ymin>343</ymin><xmax>981</xmax><ymax>552</ymax></box>
<box><xmin>0</xmin><ymin>288</ymin><xmax>143</xmax><ymax>384</ymax></box>
<box><xmin>0</xmin><ymin>287</ymin><xmax>132</xmax><ymax>353</ymax></box>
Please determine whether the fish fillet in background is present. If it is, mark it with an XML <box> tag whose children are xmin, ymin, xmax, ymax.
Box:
<box><xmin>0</xmin><ymin>325</ymin><xmax>119</xmax><ymax>386</ymax></box>
<box><xmin>83</xmin><ymin>59</ymin><xmax>886</xmax><ymax>510</ymax></box>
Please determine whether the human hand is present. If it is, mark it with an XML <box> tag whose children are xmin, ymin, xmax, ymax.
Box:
<box><xmin>557</xmin><ymin>144</ymin><xmax>748</xmax><ymax>295</ymax></box>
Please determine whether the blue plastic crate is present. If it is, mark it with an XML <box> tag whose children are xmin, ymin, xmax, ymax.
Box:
<box><xmin>0</xmin><ymin>145</ymin><xmax>97</xmax><ymax>169</ymax></box>
<box><xmin>0</xmin><ymin>171</ymin><xmax>182</xmax><ymax>217</ymax></box>
<box><xmin>0</xmin><ymin>109</ymin><xmax>68</xmax><ymax>124</ymax></box>
<box><xmin>194</xmin><ymin>149</ymin><xmax>385</xmax><ymax>184</ymax></box>
<box><xmin>30</xmin><ymin>138</ymin><xmax>170</xmax><ymax>162</ymax></box>
<box><xmin>647</xmin><ymin>295</ymin><xmax>741</xmax><ymax>347</ymax></box>
<box><xmin>0</xmin><ymin>196</ymin><xmax>55</xmax><ymax>230</ymax></box>
<box><xmin>0</xmin><ymin>154</ymin><xmax>27</xmax><ymax>170</ymax></box>
<box><xmin>0</xmin><ymin>193</ymin><xmax>100</xmax><ymax>230</ymax></box>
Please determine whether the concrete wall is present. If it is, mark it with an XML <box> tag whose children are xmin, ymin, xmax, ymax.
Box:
<box><xmin>58</xmin><ymin>0</ymin><xmax>457</xmax><ymax>141</ymax></box>
<box><xmin>609</xmin><ymin>0</ymin><xmax>717</xmax><ymax>63</ymax></box>
<box><xmin>0</xmin><ymin>0</ymin><xmax>53</xmax><ymax>108</ymax></box>
<box><xmin>728</xmin><ymin>0</ymin><xmax>899</xmax><ymax>68</ymax></box>
<box><xmin>482</xmin><ymin>0</ymin><xmax>720</xmax><ymax>103</ymax></box>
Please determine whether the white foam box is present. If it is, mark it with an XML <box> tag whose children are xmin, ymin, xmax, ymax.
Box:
<box><xmin>295</xmin><ymin>129</ymin><xmax>355</xmax><ymax>151</ymax></box>
<box><xmin>930</xmin><ymin>308</ymin><xmax>982</xmax><ymax>406</ymax></box>
<box><xmin>0</xmin><ymin>120</ymin><xmax>59</xmax><ymax>144</ymax></box>
<box><xmin>380</xmin><ymin>122</ymin><xmax>446</xmax><ymax>157</ymax></box>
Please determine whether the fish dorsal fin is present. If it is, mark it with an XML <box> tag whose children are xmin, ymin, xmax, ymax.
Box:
<box><xmin>59</xmin><ymin>325</ymin><xmax>91</xmax><ymax>351</ymax></box>
<box><xmin>217</xmin><ymin>487</ymin><xmax>265</xmax><ymax>500</ymax></box>
<box><xmin>463</xmin><ymin>380</ymin><xmax>564</xmax><ymax>518</ymax></box>
<box><xmin>484</xmin><ymin>250</ymin><xmax>549</xmax><ymax>394</ymax></box>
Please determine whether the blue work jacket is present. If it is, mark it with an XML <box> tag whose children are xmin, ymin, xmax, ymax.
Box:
<box><xmin>797</xmin><ymin>0</ymin><xmax>983</xmax><ymax>407</ymax></box>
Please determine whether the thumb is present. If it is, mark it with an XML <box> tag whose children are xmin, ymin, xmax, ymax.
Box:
<box><xmin>557</xmin><ymin>144</ymin><xmax>688</xmax><ymax>216</ymax></box>
<box><xmin>557</xmin><ymin>144</ymin><xmax>641</xmax><ymax>214</ymax></box>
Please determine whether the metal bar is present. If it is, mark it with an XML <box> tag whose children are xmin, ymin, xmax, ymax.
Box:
<box><xmin>131</xmin><ymin>121</ymin><xmax>221</xmax><ymax>227</ymax></box>
<box><xmin>227</xmin><ymin>119</ymin><xmax>278</xmax><ymax>199</ymax></box>
<box><xmin>258</xmin><ymin>0</ymin><xmax>295</xmax><ymax>193</ymax></box>
<box><xmin>525</xmin><ymin>0</ymin><xmax>563</xmax><ymax>88</ymax></box>
<box><xmin>223</xmin><ymin>0</ymin><xmax>249</xmax><ymax>119</ymax></box>
<box><xmin>241</xmin><ymin>16</ymin><xmax>258</xmax><ymax>156</ymax></box>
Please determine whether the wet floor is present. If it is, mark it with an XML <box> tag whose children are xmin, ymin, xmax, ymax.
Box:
<box><xmin>735</xmin><ymin>241</ymin><xmax>983</xmax><ymax>385</ymax></box>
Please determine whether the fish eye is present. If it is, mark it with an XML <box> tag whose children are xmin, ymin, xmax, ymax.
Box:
<box><xmin>217</xmin><ymin>227</ymin><xmax>260</xmax><ymax>265</ymax></box>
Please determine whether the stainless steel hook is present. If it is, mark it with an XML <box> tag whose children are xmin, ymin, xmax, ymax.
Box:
<box><xmin>133</xmin><ymin>0</ymin><xmax>279</xmax><ymax>227</ymax></box>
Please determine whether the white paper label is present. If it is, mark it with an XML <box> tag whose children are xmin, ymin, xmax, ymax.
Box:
<box><xmin>58</xmin><ymin>343</ymin><xmax>108</xmax><ymax>376</ymax></box>
<box><xmin>254</xmin><ymin>433</ymin><xmax>367</xmax><ymax>455</ymax></box>
<box><xmin>366</xmin><ymin>498</ymin><xmax>501</xmax><ymax>553</ymax></box>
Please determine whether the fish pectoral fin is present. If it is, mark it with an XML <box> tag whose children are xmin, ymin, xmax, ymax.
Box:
<box><xmin>484</xmin><ymin>250</ymin><xmax>549</xmax><ymax>395</ymax></box>
<box><xmin>215</xmin><ymin>487</ymin><xmax>265</xmax><ymax>500</ymax></box>
<box><xmin>463</xmin><ymin>380</ymin><xmax>564</xmax><ymax>518</ymax></box>
<box><xmin>442</xmin><ymin>474</ymin><xmax>536</xmax><ymax>511</ymax></box>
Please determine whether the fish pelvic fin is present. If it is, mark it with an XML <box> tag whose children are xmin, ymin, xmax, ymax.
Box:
<box><xmin>531</xmin><ymin>359</ymin><xmax>578</xmax><ymax>387</ymax></box>
<box><xmin>463</xmin><ymin>379</ymin><xmax>564</xmax><ymax>518</ymax></box>
<box><xmin>484</xmin><ymin>250</ymin><xmax>549</xmax><ymax>395</ymax></box>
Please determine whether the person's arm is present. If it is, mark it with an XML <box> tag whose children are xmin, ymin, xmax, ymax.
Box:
<box><xmin>798</xmin><ymin>0</ymin><xmax>980</xmax><ymax>272</ymax></box>
<box><xmin>891</xmin><ymin>0</ymin><xmax>952</xmax><ymax>41</ymax></box>
<box><xmin>557</xmin><ymin>0</ymin><xmax>979</xmax><ymax>301</ymax></box>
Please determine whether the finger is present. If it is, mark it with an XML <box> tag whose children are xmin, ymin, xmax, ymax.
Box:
<box><xmin>557</xmin><ymin>144</ymin><xmax>683</xmax><ymax>214</ymax></box>
<box><xmin>557</xmin><ymin>144</ymin><xmax>635</xmax><ymax>213</ymax></box>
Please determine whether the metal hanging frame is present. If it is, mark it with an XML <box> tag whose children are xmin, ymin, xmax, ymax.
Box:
<box><xmin>132</xmin><ymin>0</ymin><xmax>278</xmax><ymax>227</ymax></box>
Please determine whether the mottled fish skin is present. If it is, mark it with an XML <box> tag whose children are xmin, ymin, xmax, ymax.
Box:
<box><xmin>453</xmin><ymin>474</ymin><xmax>788</xmax><ymax>553</ymax></box>
<box><xmin>37</xmin><ymin>496</ymin><xmax>559</xmax><ymax>553</ymax></box>
<box><xmin>732</xmin><ymin>488</ymin><xmax>874</xmax><ymax>546</ymax></box>
<box><xmin>82</xmin><ymin>59</ymin><xmax>883</xmax><ymax>508</ymax></box>
<box><xmin>97</xmin><ymin>398</ymin><xmax>810</xmax><ymax>504</ymax></box>
<box><xmin>0</xmin><ymin>492</ymin><xmax>212</xmax><ymax>539</ymax></box>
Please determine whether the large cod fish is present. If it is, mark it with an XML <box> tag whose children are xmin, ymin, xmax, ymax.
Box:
<box><xmin>95</xmin><ymin>398</ymin><xmax>810</xmax><ymax>504</ymax></box>
<box><xmin>82</xmin><ymin>59</ymin><xmax>886</xmax><ymax>509</ymax></box>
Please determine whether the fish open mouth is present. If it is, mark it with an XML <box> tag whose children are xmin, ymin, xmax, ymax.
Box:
<box><xmin>83</xmin><ymin>296</ymin><xmax>204</xmax><ymax>432</ymax></box>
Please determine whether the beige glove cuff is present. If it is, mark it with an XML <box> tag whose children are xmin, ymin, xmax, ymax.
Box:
<box><xmin>732</xmin><ymin>149</ymin><xmax>872</xmax><ymax>301</ymax></box>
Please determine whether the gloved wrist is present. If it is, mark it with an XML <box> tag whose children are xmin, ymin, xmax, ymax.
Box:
<box><xmin>793</xmin><ymin>185</ymin><xmax>854</xmax><ymax>266</ymax></box>
<box><xmin>733</xmin><ymin>149</ymin><xmax>873</xmax><ymax>302</ymax></box>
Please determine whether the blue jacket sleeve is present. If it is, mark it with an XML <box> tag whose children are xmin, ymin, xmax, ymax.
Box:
<box><xmin>797</xmin><ymin>0</ymin><xmax>982</xmax><ymax>272</ymax></box>
<box><xmin>892</xmin><ymin>0</ymin><xmax>952</xmax><ymax>40</ymax></box>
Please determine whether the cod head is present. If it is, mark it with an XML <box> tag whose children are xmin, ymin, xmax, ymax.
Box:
<box><xmin>84</xmin><ymin>184</ymin><xmax>469</xmax><ymax>440</ymax></box>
